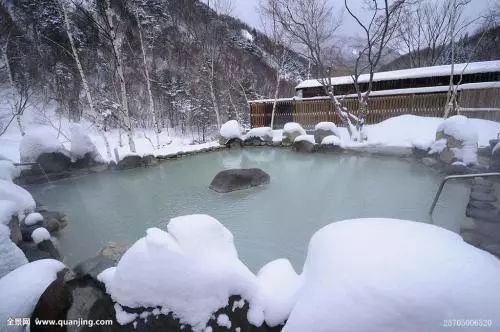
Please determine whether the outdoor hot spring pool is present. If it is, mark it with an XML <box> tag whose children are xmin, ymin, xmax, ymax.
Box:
<box><xmin>28</xmin><ymin>148</ymin><xmax>471</xmax><ymax>271</ymax></box>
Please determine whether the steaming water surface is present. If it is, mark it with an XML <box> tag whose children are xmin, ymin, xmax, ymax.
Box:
<box><xmin>28</xmin><ymin>148</ymin><xmax>470</xmax><ymax>272</ymax></box>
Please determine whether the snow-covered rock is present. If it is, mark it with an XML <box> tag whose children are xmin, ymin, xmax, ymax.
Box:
<box><xmin>24</xmin><ymin>212</ymin><xmax>44</xmax><ymax>226</ymax></box>
<box><xmin>98</xmin><ymin>215</ymin><xmax>256</xmax><ymax>331</ymax></box>
<box><xmin>314</xmin><ymin>122</ymin><xmax>340</xmax><ymax>144</ymax></box>
<box><xmin>0</xmin><ymin>180</ymin><xmax>36</xmax><ymax>216</ymax></box>
<box><xmin>0</xmin><ymin>160</ymin><xmax>20</xmax><ymax>181</ymax></box>
<box><xmin>293</xmin><ymin>135</ymin><xmax>315</xmax><ymax>153</ymax></box>
<box><xmin>248</xmin><ymin>259</ymin><xmax>302</xmax><ymax>327</ymax></box>
<box><xmin>0</xmin><ymin>224</ymin><xmax>28</xmax><ymax>279</ymax></box>
<box><xmin>19</xmin><ymin>131</ymin><xmax>70</xmax><ymax>163</ymax></box>
<box><xmin>320</xmin><ymin>135</ymin><xmax>341</xmax><ymax>146</ymax></box>
<box><xmin>220</xmin><ymin>120</ymin><xmax>243</xmax><ymax>144</ymax></box>
<box><xmin>31</xmin><ymin>227</ymin><xmax>51</xmax><ymax>244</ymax></box>
<box><xmin>0</xmin><ymin>259</ymin><xmax>65</xmax><ymax>331</ymax></box>
<box><xmin>434</xmin><ymin>115</ymin><xmax>478</xmax><ymax>165</ymax></box>
<box><xmin>70</xmin><ymin>123</ymin><xmax>103</xmax><ymax>163</ymax></box>
<box><xmin>245</xmin><ymin>127</ymin><xmax>273</xmax><ymax>143</ymax></box>
<box><xmin>283</xmin><ymin>123</ymin><xmax>306</xmax><ymax>144</ymax></box>
<box><xmin>283</xmin><ymin>218</ymin><xmax>500</xmax><ymax>332</ymax></box>
<box><xmin>0</xmin><ymin>200</ymin><xmax>17</xmax><ymax>225</ymax></box>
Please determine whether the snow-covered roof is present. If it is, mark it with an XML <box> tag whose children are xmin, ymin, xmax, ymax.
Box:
<box><xmin>295</xmin><ymin>60</ymin><xmax>500</xmax><ymax>90</ymax></box>
<box><xmin>249</xmin><ymin>81</ymin><xmax>500</xmax><ymax>104</ymax></box>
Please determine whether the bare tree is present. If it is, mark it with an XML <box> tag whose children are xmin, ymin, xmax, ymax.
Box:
<box><xmin>273</xmin><ymin>0</ymin><xmax>356</xmax><ymax>137</ymax></box>
<box><xmin>345</xmin><ymin>0</ymin><xmax>407</xmax><ymax>140</ymax></box>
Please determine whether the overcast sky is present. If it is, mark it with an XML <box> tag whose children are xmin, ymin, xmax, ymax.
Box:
<box><xmin>203</xmin><ymin>0</ymin><xmax>496</xmax><ymax>38</ymax></box>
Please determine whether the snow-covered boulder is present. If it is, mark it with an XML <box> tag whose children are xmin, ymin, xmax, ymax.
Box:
<box><xmin>283</xmin><ymin>123</ymin><xmax>306</xmax><ymax>145</ymax></box>
<box><xmin>283</xmin><ymin>218</ymin><xmax>500</xmax><ymax>332</ymax></box>
<box><xmin>24</xmin><ymin>212</ymin><xmax>43</xmax><ymax>226</ymax></box>
<box><xmin>293</xmin><ymin>135</ymin><xmax>315</xmax><ymax>153</ymax></box>
<box><xmin>219</xmin><ymin>120</ymin><xmax>243</xmax><ymax>145</ymax></box>
<box><xmin>244</xmin><ymin>127</ymin><xmax>273</xmax><ymax>144</ymax></box>
<box><xmin>19</xmin><ymin>131</ymin><xmax>70</xmax><ymax>164</ymax></box>
<box><xmin>70</xmin><ymin>124</ymin><xmax>103</xmax><ymax>167</ymax></box>
<box><xmin>432</xmin><ymin>115</ymin><xmax>478</xmax><ymax>165</ymax></box>
<box><xmin>0</xmin><ymin>259</ymin><xmax>65</xmax><ymax>331</ymax></box>
<box><xmin>210</xmin><ymin>168</ymin><xmax>270</xmax><ymax>193</ymax></box>
<box><xmin>98</xmin><ymin>215</ymin><xmax>256</xmax><ymax>331</ymax></box>
<box><xmin>0</xmin><ymin>180</ymin><xmax>36</xmax><ymax>216</ymax></box>
<box><xmin>0</xmin><ymin>224</ymin><xmax>28</xmax><ymax>279</ymax></box>
<box><xmin>314</xmin><ymin>122</ymin><xmax>340</xmax><ymax>145</ymax></box>
<box><xmin>0</xmin><ymin>159</ymin><xmax>20</xmax><ymax>181</ymax></box>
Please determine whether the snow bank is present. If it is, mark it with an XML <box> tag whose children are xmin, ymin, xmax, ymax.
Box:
<box><xmin>248</xmin><ymin>259</ymin><xmax>302</xmax><ymax>327</ymax></box>
<box><xmin>98</xmin><ymin>215</ymin><xmax>256</xmax><ymax>331</ymax></box>
<box><xmin>321</xmin><ymin>135</ymin><xmax>341</xmax><ymax>146</ymax></box>
<box><xmin>0</xmin><ymin>180</ymin><xmax>36</xmax><ymax>216</ymax></box>
<box><xmin>31</xmin><ymin>227</ymin><xmax>51</xmax><ymax>244</ymax></box>
<box><xmin>315</xmin><ymin>122</ymin><xmax>340</xmax><ymax>137</ymax></box>
<box><xmin>245</xmin><ymin>127</ymin><xmax>273</xmax><ymax>141</ymax></box>
<box><xmin>0</xmin><ymin>224</ymin><xmax>28</xmax><ymax>279</ymax></box>
<box><xmin>0</xmin><ymin>259</ymin><xmax>65</xmax><ymax>331</ymax></box>
<box><xmin>294</xmin><ymin>135</ymin><xmax>315</xmax><ymax>144</ymax></box>
<box><xmin>283</xmin><ymin>218</ymin><xmax>500</xmax><ymax>332</ymax></box>
<box><xmin>19</xmin><ymin>131</ymin><xmax>69</xmax><ymax>163</ymax></box>
<box><xmin>0</xmin><ymin>160</ymin><xmax>20</xmax><ymax>181</ymax></box>
<box><xmin>70</xmin><ymin>123</ymin><xmax>102</xmax><ymax>161</ymax></box>
<box><xmin>0</xmin><ymin>200</ymin><xmax>17</xmax><ymax>225</ymax></box>
<box><xmin>24</xmin><ymin>212</ymin><xmax>43</xmax><ymax>226</ymax></box>
<box><xmin>220</xmin><ymin>120</ymin><xmax>242</xmax><ymax>140</ymax></box>
<box><xmin>283</xmin><ymin>123</ymin><xmax>306</xmax><ymax>137</ymax></box>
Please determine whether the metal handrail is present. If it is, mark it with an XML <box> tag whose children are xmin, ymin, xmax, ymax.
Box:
<box><xmin>429</xmin><ymin>172</ymin><xmax>500</xmax><ymax>216</ymax></box>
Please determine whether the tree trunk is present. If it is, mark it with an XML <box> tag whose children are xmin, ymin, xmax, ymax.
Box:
<box><xmin>137</xmin><ymin>19</ymin><xmax>160</xmax><ymax>149</ymax></box>
<box><xmin>209</xmin><ymin>51</ymin><xmax>222</xmax><ymax>129</ymax></box>
<box><xmin>3</xmin><ymin>40</ymin><xmax>25</xmax><ymax>136</ymax></box>
<box><xmin>105</xmin><ymin>0</ymin><xmax>136</xmax><ymax>153</ymax></box>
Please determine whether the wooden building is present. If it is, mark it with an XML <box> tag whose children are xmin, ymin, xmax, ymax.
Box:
<box><xmin>249</xmin><ymin>60</ymin><xmax>500</xmax><ymax>129</ymax></box>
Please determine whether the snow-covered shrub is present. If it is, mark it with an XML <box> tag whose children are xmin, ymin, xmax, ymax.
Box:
<box><xmin>314</xmin><ymin>122</ymin><xmax>340</xmax><ymax>144</ymax></box>
<box><xmin>98</xmin><ymin>215</ymin><xmax>256</xmax><ymax>331</ymax></box>
<box><xmin>283</xmin><ymin>123</ymin><xmax>306</xmax><ymax>144</ymax></box>
<box><xmin>70</xmin><ymin>124</ymin><xmax>103</xmax><ymax>162</ymax></box>
<box><xmin>24</xmin><ymin>212</ymin><xmax>43</xmax><ymax>226</ymax></box>
<box><xmin>19</xmin><ymin>131</ymin><xmax>70</xmax><ymax>163</ymax></box>
<box><xmin>245</xmin><ymin>127</ymin><xmax>273</xmax><ymax>142</ymax></box>
<box><xmin>0</xmin><ymin>160</ymin><xmax>20</xmax><ymax>181</ymax></box>
<box><xmin>434</xmin><ymin>115</ymin><xmax>478</xmax><ymax>165</ymax></box>
<box><xmin>219</xmin><ymin>120</ymin><xmax>242</xmax><ymax>144</ymax></box>
<box><xmin>283</xmin><ymin>218</ymin><xmax>500</xmax><ymax>332</ymax></box>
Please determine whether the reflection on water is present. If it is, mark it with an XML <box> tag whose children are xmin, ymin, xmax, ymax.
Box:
<box><xmin>28</xmin><ymin>148</ymin><xmax>470</xmax><ymax>272</ymax></box>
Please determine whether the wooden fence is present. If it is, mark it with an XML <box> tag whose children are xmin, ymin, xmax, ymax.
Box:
<box><xmin>249</xmin><ymin>90</ymin><xmax>500</xmax><ymax>129</ymax></box>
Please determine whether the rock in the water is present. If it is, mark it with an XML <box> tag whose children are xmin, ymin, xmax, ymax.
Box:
<box><xmin>460</xmin><ymin>230</ymin><xmax>483</xmax><ymax>247</ymax></box>
<box><xmin>21</xmin><ymin>222</ymin><xmax>43</xmax><ymax>242</ymax></box>
<box><xmin>472</xmin><ymin>177</ymin><xmax>493</xmax><ymax>187</ymax></box>
<box><xmin>412</xmin><ymin>147</ymin><xmax>430</xmax><ymax>159</ymax></box>
<box><xmin>142</xmin><ymin>155</ymin><xmax>158</xmax><ymax>167</ymax></box>
<box><xmin>99</xmin><ymin>242</ymin><xmax>128</xmax><ymax>262</ymax></box>
<box><xmin>210</xmin><ymin>168</ymin><xmax>270</xmax><ymax>193</ymax></box>
<box><xmin>38</xmin><ymin>239</ymin><xmax>62</xmax><ymax>261</ymax></box>
<box><xmin>293</xmin><ymin>139</ymin><xmax>315</xmax><ymax>153</ymax></box>
<box><xmin>466</xmin><ymin>207</ymin><xmax>500</xmax><ymax>223</ymax></box>
<box><xmin>8</xmin><ymin>216</ymin><xmax>22</xmax><ymax>244</ymax></box>
<box><xmin>36</xmin><ymin>152</ymin><xmax>71</xmax><ymax>173</ymax></box>
<box><xmin>471</xmin><ymin>184</ymin><xmax>494</xmax><ymax>194</ymax></box>
<box><xmin>473</xmin><ymin>220</ymin><xmax>500</xmax><ymax>239</ymax></box>
<box><xmin>470</xmin><ymin>191</ymin><xmax>497</xmax><ymax>202</ymax></box>
<box><xmin>283</xmin><ymin>122</ymin><xmax>306</xmax><ymax>145</ymax></box>
<box><xmin>226</xmin><ymin>138</ymin><xmax>243</xmax><ymax>148</ymax></box>
<box><xmin>75</xmin><ymin>256</ymin><xmax>116</xmax><ymax>282</ymax></box>
<box><xmin>480</xmin><ymin>243</ymin><xmax>500</xmax><ymax>257</ymax></box>
<box><xmin>421</xmin><ymin>157</ymin><xmax>438</xmax><ymax>167</ymax></box>
<box><xmin>72</xmin><ymin>152</ymin><xmax>99</xmax><ymax>169</ymax></box>
<box><xmin>116</xmin><ymin>155</ymin><xmax>143</xmax><ymax>170</ymax></box>
<box><xmin>314</xmin><ymin>122</ymin><xmax>340</xmax><ymax>145</ymax></box>
<box><xmin>468</xmin><ymin>200</ymin><xmax>497</xmax><ymax>210</ymax></box>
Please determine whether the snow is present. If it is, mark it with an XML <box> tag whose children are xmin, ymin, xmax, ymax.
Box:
<box><xmin>429</xmin><ymin>139</ymin><xmax>447</xmax><ymax>154</ymax></box>
<box><xmin>0</xmin><ymin>223</ymin><xmax>28</xmax><ymax>279</ymax></box>
<box><xmin>283</xmin><ymin>218</ymin><xmax>500</xmax><ymax>332</ymax></box>
<box><xmin>98</xmin><ymin>214</ymin><xmax>256</xmax><ymax>331</ymax></box>
<box><xmin>0</xmin><ymin>259</ymin><xmax>65</xmax><ymax>331</ymax></box>
<box><xmin>283</xmin><ymin>122</ymin><xmax>306</xmax><ymax>136</ymax></box>
<box><xmin>24</xmin><ymin>212</ymin><xmax>44</xmax><ymax>226</ymax></box>
<box><xmin>0</xmin><ymin>160</ymin><xmax>20</xmax><ymax>181</ymax></box>
<box><xmin>249</xmin><ymin>259</ymin><xmax>302</xmax><ymax>327</ymax></box>
<box><xmin>245</xmin><ymin>127</ymin><xmax>273</xmax><ymax>140</ymax></box>
<box><xmin>220</xmin><ymin>120</ymin><xmax>242</xmax><ymax>139</ymax></box>
<box><xmin>70</xmin><ymin>123</ymin><xmax>103</xmax><ymax>161</ymax></box>
<box><xmin>114</xmin><ymin>303</ymin><xmax>138</xmax><ymax>325</ymax></box>
<box><xmin>294</xmin><ymin>135</ymin><xmax>315</xmax><ymax>144</ymax></box>
<box><xmin>216</xmin><ymin>313</ymin><xmax>231</xmax><ymax>329</ymax></box>
<box><xmin>0</xmin><ymin>200</ymin><xmax>17</xmax><ymax>225</ymax></box>
<box><xmin>321</xmin><ymin>135</ymin><xmax>341</xmax><ymax>146</ymax></box>
<box><xmin>315</xmin><ymin>122</ymin><xmax>340</xmax><ymax>137</ymax></box>
<box><xmin>31</xmin><ymin>227</ymin><xmax>51</xmax><ymax>244</ymax></box>
<box><xmin>240</xmin><ymin>29</ymin><xmax>254</xmax><ymax>42</ymax></box>
<box><xmin>272</xmin><ymin>129</ymin><xmax>283</xmax><ymax>143</ymax></box>
<box><xmin>437</xmin><ymin>115</ymin><xmax>478</xmax><ymax>164</ymax></box>
<box><xmin>0</xmin><ymin>180</ymin><xmax>36</xmax><ymax>216</ymax></box>
<box><xmin>19</xmin><ymin>130</ymin><xmax>69</xmax><ymax>163</ymax></box>
<box><xmin>295</xmin><ymin>60</ymin><xmax>500</xmax><ymax>89</ymax></box>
